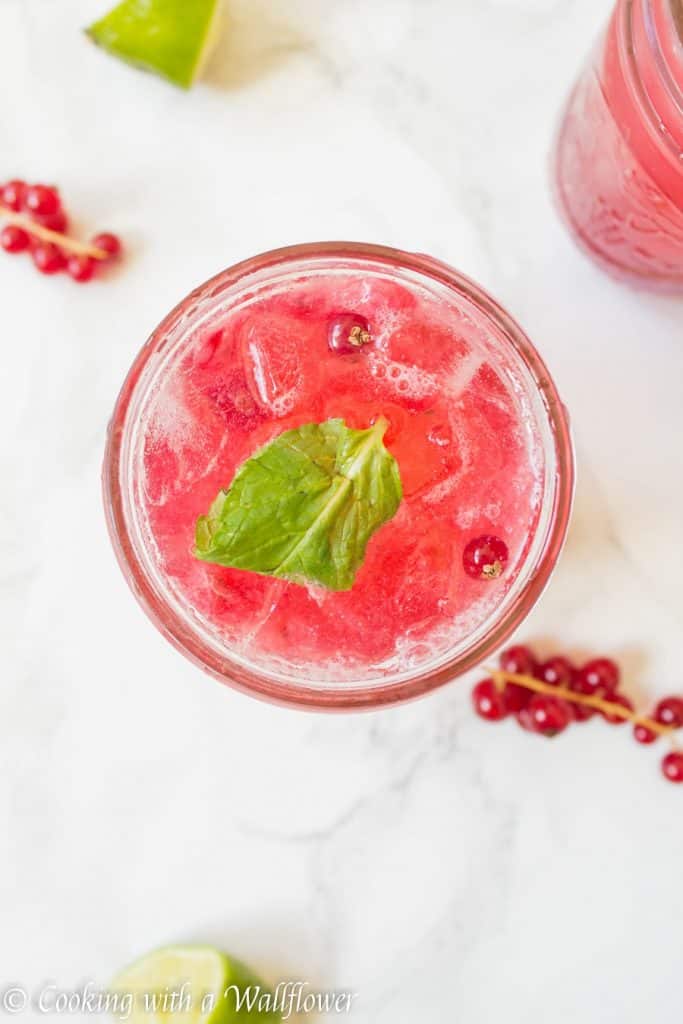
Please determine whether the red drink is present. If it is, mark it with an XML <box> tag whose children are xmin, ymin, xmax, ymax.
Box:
<box><xmin>554</xmin><ymin>0</ymin><xmax>683</xmax><ymax>288</ymax></box>
<box><xmin>104</xmin><ymin>244</ymin><xmax>573</xmax><ymax>708</ymax></box>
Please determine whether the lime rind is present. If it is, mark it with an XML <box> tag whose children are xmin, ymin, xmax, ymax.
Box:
<box><xmin>86</xmin><ymin>0</ymin><xmax>221</xmax><ymax>89</ymax></box>
<box><xmin>110</xmin><ymin>945</ymin><xmax>278</xmax><ymax>1024</ymax></box>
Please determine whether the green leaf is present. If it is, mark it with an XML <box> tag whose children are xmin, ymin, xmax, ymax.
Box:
<box><xmin>194</xmin><ymin>417</ymin><xmax>403</xmax><ymax>592</ymax></box>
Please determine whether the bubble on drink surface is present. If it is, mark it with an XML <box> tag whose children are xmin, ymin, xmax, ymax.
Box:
<box><xmin>366</xmin><ymin>351</ymin><xmax>439</xmax><ymax>400</ymax></box>
<box><xmin>240</xmin><ymin>313</ymin><xmax>306</xmax><ymax>417</ymax></box>
<box><xmin>392</xmin><ymin>595</ymin><xmax>499</xmax><ymax>669</ymax></box>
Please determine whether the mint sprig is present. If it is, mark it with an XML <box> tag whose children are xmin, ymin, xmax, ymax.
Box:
<box><xmin>194</xmin><ymin>417</ymin><xmax>403</xmax><ymax>591</ymax></box>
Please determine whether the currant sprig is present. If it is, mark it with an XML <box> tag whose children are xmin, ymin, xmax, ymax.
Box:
<box><xmin>489</xmin><ymin>670</ymin><xmax>674</xmax><ymax>734</ymax></box>
<box><xmin>0</xmin><ymin>179</ymin><xmax>122</xmax><ymax>283</ymax></box>
<box><xmin>472</xmin><ymin>645</ymin><xmax>683</xmax><ymax>785</ymax></box>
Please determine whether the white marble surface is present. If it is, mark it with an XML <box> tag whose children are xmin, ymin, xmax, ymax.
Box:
<box><xmin>2</xmin><ymin>0</ymin><xmax>683</xmax><ymax>1021</ymax></box>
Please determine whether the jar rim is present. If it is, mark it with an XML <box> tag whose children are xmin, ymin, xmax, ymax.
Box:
<box><xmin>620</xmin><ymin>0</ymin><xmax>683</xmax><ymax>156</ymax></box>
<box><xmin>102</xmin><ymin>241</ymin><xmax>575</xmax><ymax>711</ymax></box>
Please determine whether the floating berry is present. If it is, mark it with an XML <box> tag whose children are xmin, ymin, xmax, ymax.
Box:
<box><xmin>526</xmin><ymin>694</ymin><xmax>573</xmax><ymax>737</ymax></box>
<box><xmin>654</xmin><ymin>697</ymin><xmax>683</xmax><ymax>729</ymax></box>
<box><xmin>601</xmin><ymin>692</ymin><xmax>633</xmax><ymax>725</ymax></box>
<box><xmin>67</xmin><ymin>254</ymin><xmax>96</xmax><ymax>283</ymax></box>
<box><xmin>661</xmin><ymin>752</ymin><xmax>683</xmax><ymax>784</ymax></box>
<box><xmin>24</xmin><ymin>184</ymin><xmax>61</xmax><ymax>217</ymax></box>
<box><xmin>1</xmin><ymin>225</ymin><xmax>30</xmax><ymax>253</ymax></box>
<box><xmin>463</xmin><ymin>535</ymin><xmax>509</xmax><ymax>581</ymax></box>
<box><xmin>328</xmin><ymin>313</ymin><xmax>372</xmax><ymax>355</ymax></box>
<box><xmin>472</xmin><ymin>678</ymin><xmax>508</xmax><ymax>722</ymax></box>
<box><xmin>538</xmin><ymin>656</ymin><xmax>575</xmax><ymax>687</ymax></box>
<box><xmin>575</xmin><ymin>658</ymin><xmax>620</xmax><ymax>696</ymax></box>
<box><xmin>32</xmin><ymin>242</ymin><xmax>66</xmax><ymax>275</ymax></box>
<box><xmin>1</xmin><ymin>179</ymin><xmax>27</xmax><ymax>211</ymax></box>
<box><xmin>633</xmin><ymin>722</ymin><xmax>658</xmax><ymax>745</ymax></box>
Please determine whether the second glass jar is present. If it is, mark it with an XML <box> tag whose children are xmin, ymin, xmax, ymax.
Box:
<box><xmin>554</xmin><ymin>0</ymin><xmax>683</xmax><ymax>289</ymax></box>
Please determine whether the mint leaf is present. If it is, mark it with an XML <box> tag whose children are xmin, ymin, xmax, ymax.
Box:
<box><xmin>194</xmin><ymin>417</ymin><xmax>403</xmax><ymax>591</ymax></box>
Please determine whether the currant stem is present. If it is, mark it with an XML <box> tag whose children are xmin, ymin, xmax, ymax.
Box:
<box><xmin>0</xmin><ymin>203</ymin><xmax>109</xmax><ymax>260</ymax></box>
<box><xmin>488</xmin><ymin>668</ymin><xmax>678</xmax><ymax>742</ymax></box>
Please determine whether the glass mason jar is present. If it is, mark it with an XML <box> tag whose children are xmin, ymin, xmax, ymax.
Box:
<box><xmin>554</xmin><ymin>0</ymin><xmax>683</xmax><ymax>289</ymax></box>
<box><xmin>103</xmin><ymin>243</ymin><xmax>574</xmax><ymax>710</ymax></box>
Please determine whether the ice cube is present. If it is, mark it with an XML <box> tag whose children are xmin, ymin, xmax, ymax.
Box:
<box><xmin>240</xmin><ymin>314</ymin><xmax>305</xmax><ymax>416</ymax></box>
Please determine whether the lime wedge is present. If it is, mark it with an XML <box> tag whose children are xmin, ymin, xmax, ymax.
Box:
<box><xmin>111</xmin><ymin>946</ymin><xmax>278</xmax><ymax>1023</ymax></box>
<box><xmin>86</xmin><ymin>0</ymin><xmax>221</xmax><ymax>89</ymax></box>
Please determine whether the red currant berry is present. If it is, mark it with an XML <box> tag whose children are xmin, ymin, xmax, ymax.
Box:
<box><xmin>91</xmin><ymin>232</ymin><xmax>122</xmax><ymax>261</ymax></box>
<box><xmin>32</xmin><ymin>242</ymin><xmax>66</xmax><ymax>275</ymax></box>
<box><xmin>526</xmin><ymin>694</ymin><xmax>573</xmax><ymax>737</ymax></box>
<box><xmin>538</xmin><ymin>656</ymin><xmax>575</xmax><ymax>688</ymax></box>
<box><xmin>35</xmin><ymin>210</ymin><xmax>68</xmax><ymax>234</ymax></box>
<box><xmin>502</xmin><ymin>683</ymin><xmax>532</xmax><ymax>713</ymax></box>
<box><xmin>654</xmin><ymin>697</ymin><xmax>683</xmax><ymax>729</ymax></box>
<box><xmin>633</xmin><ymin>722</ymin><xmax>657</xmax><ymax>745</ymax></box>
<box><xmin>601</xmin><ymin>693</ymin><xmax>633</xmax><ymax>725</ymax></box>
<box><xmin>500</xmin><ymin>644</ymin><xmax>537</xmax><ymax>677</ymax></box>
<box><xmin>662</xmin><ymin>751</ymin><xmax>683</xmax><ymax>783</ymax></box>
<box><xmin>472</xmin><ymin>678</ymin><xmax>508</xmax><ymax>722</ymax></box>
<box><xmin>498</xmin><ymin>646</ymin><xmax>536</xmax><ymax>711</ymax></box>
<box><xmin>516</xmin><ymin>707</ymin><xmax>536</xmax><ymax>732</ymax></box>
<box><xmin>67</xmin><ymin>254</ymin><xmax>96</xmax><ymax>283</ymax></box>
<box><xmin>0</xmin><ymin>225</ymin><xmax>30</xmax><ymax>253</ymax></box>
<box><xmin>328</xmin><ymin>313</ymin><xmax>372</xmax><ymax>355</ymax></box>
<box><xmin>1</xmin><ymin>179</ymin><xmax>27</xmax><ymax>211</ymax></box>
<box><xmin>24</xmin><ymin>184</ymin><xmax>61</xmax><ymax>216</ymax></box>
<box><xmin>575</xmin><ymin>658</ymin><xmax>620</xmax><ymax>696</ymax></box>
<box><xmin>463</xmin><ymin>535</ymin><xmax>509</xmax><ymax>581</ymax></box>
<box><xmin>570</xmin><ymin>702</ymin><xmax>596</xmax><ymax>722</ymax></box>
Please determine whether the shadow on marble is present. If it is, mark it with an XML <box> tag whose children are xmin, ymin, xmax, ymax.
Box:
<box><xmin>184</xmin><ymin>914</ymin><xmax>325</xmax><ymax>995</ymax></box>
<box><xmin>203</xmin><ymin>2</ymin><xmax>314</xmax><ymax>91</ymax></box>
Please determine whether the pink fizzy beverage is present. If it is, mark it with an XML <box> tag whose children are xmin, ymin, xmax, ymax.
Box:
<box><xmin>104</xmin><ymin>244</ymin><xmax>573</xmax><ymax>708</ymax></box>
<box><xmin>554</xmin><ymin>0</ymin><xmax>683</xmax><ymax>288</ymax></box>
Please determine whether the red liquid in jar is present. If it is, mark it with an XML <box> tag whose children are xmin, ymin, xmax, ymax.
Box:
<box><xmin>138</xmin><ymin>270</ymin><xmax>544</xmax><ymax>680</ymax></box>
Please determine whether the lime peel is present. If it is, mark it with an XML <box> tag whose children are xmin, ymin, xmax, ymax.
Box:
<box><xmin>86</xmin><ymin>0</ymin><xmax>222</xmax><ymax>89</ymax></box>
<box><xmin>111</xmin><ymin>945</ymin><xmax>278</xmax><ymax>1024</ymax></box>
